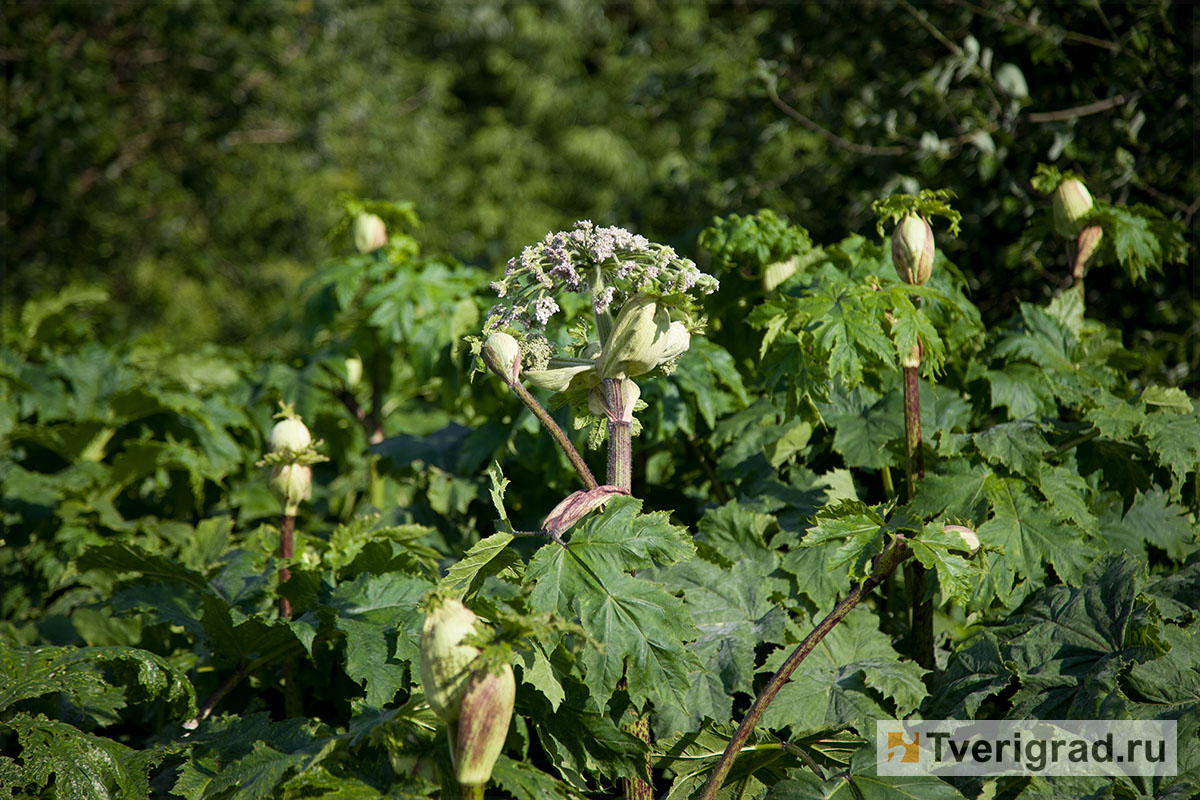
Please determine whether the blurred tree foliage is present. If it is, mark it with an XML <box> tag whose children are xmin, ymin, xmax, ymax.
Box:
<box><xmin>3</xmin><ymin>0</ymin><xmax>1194</xmax><ymax>383</ymax></box>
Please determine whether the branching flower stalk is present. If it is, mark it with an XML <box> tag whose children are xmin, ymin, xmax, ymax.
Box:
<box><xmin>481</xmin><ymin>221</ymin><xmax>718</xmax><ymax>800</ymax></box>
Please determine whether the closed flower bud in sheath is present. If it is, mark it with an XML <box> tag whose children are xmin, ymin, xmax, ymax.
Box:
<box><xmin>419</xmin><ymin>598</ymin><xmax>482</xmax><ymax>722</ymax></box>
<box><xmin>891</xmin><ymin>215</ymin><xmax>935</xmax><ymax>286</ymax></box>
<box><xmin>453</xmin><ymin>662</ymin><xmax>516</xmax><ymax>787</ymax></box>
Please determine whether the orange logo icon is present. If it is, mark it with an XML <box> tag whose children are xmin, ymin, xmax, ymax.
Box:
<box><xmin>887</xmin><ymin>731</ymin><xmax>920</xmax><ymax>763</ymax></box>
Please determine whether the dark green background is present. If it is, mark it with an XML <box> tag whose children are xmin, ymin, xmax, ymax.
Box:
<box><xmin>4</xmin><ymin>1</ymin><xmax>1195</xmax><ymax>382</ymax></box>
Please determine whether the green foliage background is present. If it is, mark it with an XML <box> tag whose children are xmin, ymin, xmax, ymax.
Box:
<box><xmin>4</xmin><ymin>0</ymin><xmax>1196</xmax><ymax>384</ymax></box>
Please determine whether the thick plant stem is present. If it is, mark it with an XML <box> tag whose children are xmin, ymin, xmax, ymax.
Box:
<box><xmin>279</xmin><ymin>513</ymin><xmax>295</xmax><ymax>618</ymax></box>
<box><xmin>604</xmin><ymin>378</ymin><xmax>633</xmax><ymax>493</ymax></box>
<box><xmin>603</xmin><ymin>376</ymin><xmax>651</xmax><ymax>800</ymax></box>
<box><xmin>459</xmin><ymin>785</ymin><xmax>484</xmax><ymax>800</ymax></box>
<box><xmin>698</xmin><ymin>537</ymin><xmax>912</xmax><ymax>800</ymax></box>
<box><xmin>903</xmin><ymin>363</ymin><xmax>935</xmax><ymax>670</ymax></box>
<box><xmin>279</xmin><ymin>512</ymin><xmax>302</xmax><ymax>716</ymax></box>
<box><xmin>480</xmin><ymin>348</ymin><xmax>598</xmax><ymax>490</ymax></box>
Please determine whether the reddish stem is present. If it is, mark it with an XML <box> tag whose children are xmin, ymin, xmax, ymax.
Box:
<box><xmin>279</xmin><ymin>513</ymin><xmax>294</xmax><ymax>618</ymax></box>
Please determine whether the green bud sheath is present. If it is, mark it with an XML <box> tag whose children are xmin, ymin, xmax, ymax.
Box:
<box><xmin>353</xmin><ymin>212</ymin><xmax>388</xmax><ymax>253</ymax></box>
<box><xmin>483</xmin><ymin>331</ymin><xmax>521</xmax><ymax>384</ymax></box>
<box><xmin>453</xmin><ymin>663</ymin><xmax>516</xmax><ymax>787</ymax></box>
<box><xmin>419</xmin><ymin>599</ymin><xmax>481</xmax><ymax>722</ymax></box>
<box><xmin>891</xmin><ymin>215</ymin><xmax>935</xmax><ymax>286</ymax></box>
<box><xmin>270</xmin><ymin>464</ymin><xmax>311</xmax><ymax>516</ymax></box>
<box><xmin>269</xmin><ymin>417</ymin><xmax>312</xmax><ymax>453</ymax></box>
<box><xmin>1053</xmin><ymin>178</ymin><xmax>1094</xmax><ymax>239</ymax></box>
<box><xmin>599</xmin><ymin>295</ymin><xmax>672</xmax><ymax>379</ymax></box>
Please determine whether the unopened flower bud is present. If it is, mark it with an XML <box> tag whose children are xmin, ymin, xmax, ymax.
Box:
<box><xmin>945</xmin><ymin>524</ymin><xmax>980</xmax><ymax>556</ymax></box>
<box><xmin>453</xmin><ymin>663</ymin><xmax>516</xmax><ymax>788</ymax></box>
<box><xmin>1073</xmin><ymin>224</ymin><xmax>1103</xmax><ymax>279</ymax></box>
<box><xmin>419</xmin><ymin>599</ymin><xmax>482</xmax><ymax>722</ymax></box>
<box><xmin>483</xmin><ymin>332</ymin><xmax>521</xmax><ymax>384</ymax></box>
<box><xmin>762</xmin><ymin>257</ymin><xmax>798</xmax><ymax>292</ymax></box>
<box><xmin>892</xmin><ymin>215</ymin><xmax>935</xmax><ymax>286</ymax></box>
<box><xmin>524</xmin><ymin>361</ymin><xmax>599</xmax><ymax>393</ymax></box>
<box><xmin>269</xmin><ymin>417</ymin><xmax>312</xmax><ymax>454</ymax></box>
<box><xmin>588</xmin><ymin>379</ymin><xmax>641</xmax><ymax>424</ymax></box>
<box><xmin>353</xmin><ymin>212</ymin><xmax>388</xmax><ymax>253</ymax></box>
<box><xmin>270</xmin><ymin>463</ymin><xmax>312</xmax><ymax>515</ymax></box>
<box><xmin>345</xmin><ymin>356</ymin><xmax>363</xmax><ymax>388</ymax></box>
<box><xmin>1052</xmin><ymin>178</ymin><xmax>1094</xmax><ymax>239</ymax></box>
<box><xmin>657</xmin><ymin>322</ymin><xmax>691</xmax><ymax>365</ymax></box>
<box><xmin>600</xmin><ymin>295</ymin><xmax>672</xmax><ymax>379</ymax></box>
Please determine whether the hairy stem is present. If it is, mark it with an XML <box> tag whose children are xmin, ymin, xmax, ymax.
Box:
<box><xmin>279</xmin><ymin>512</ymin><xmax>294</xmax><ymax>619</ymax></box>
<box><xmin>903</xmin><ymin>363</ymin><xmax>935</xmax><ymax>669</ymax></box>
<box><xmin>480</xmin><ymin>348</ymin><xmax>598</xmax><ymax>490</ymax></box>
<box><xmin>604</xmin><ymin>378</ymin><xmax>633</xmax><ymax>493</ymax></box>
<box><xmin>278</xmin><ymin>512</ymin><xmax>302</xmax><ymax>716</ymax></box>
<box><xmin>601</xmin><ymin>376</ymin><xmax>651</xmax><ymax>800</ymax></box>
<box><xmin>698</xmin><ymin>537</ymin><xmax>912</xmax><ymax>800</ymax></box>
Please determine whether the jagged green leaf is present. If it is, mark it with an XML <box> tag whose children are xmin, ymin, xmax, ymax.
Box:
<box><xmin>174</xmin><ymin>712</ymin><xmax>334</xmax><ymax>800</ymax></box>
<box><xmin>797</xmin><ymin>501</ymin><xmax>889</xmax><ymax>582</ymax></box>
<box><xmin>908</xmin><ymin>524</ymin><xmax>987</xmax><ymax>607</ymax></box>
<box><xmin>0</xmin><ymin>642</ymin><xmax>196</xmax><ymax>721</ymax></box>
<box><xmin>759</xmin><ymin>608</ymin><xmax>928</xmax><ymax>734</ymax></box>
<box><xmin>976</xmin><ymin>474</ymin><xmax>1097</xmax><ymax>607</ymax></box>
<box><xmin>438</xmin><ymin>531</ymin><xmax>523</xmax><ymax>599</ymax></box>
<box><xmin>1</xmin><ymin>713</ymin><xmax>174</xmax><ymax>800</ymax></box>
<box><xmin>326</xmin><ymin>572</ymin><xmax>433</xmax><ymax>707</ymax></box>
<box><xmin>652</xmin><ymin>557</ymin><xmax>790</xmax><ymax>736</ymax></box>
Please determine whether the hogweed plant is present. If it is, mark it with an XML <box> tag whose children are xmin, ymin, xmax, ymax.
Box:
<box><xmin>477</xmin><ymin>220</ymin><xmax>718</xmax><ymax>799</ymax></box>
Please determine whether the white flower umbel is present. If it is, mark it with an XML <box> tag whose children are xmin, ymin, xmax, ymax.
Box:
<box><xmin>487</xmin><ymin>220</ymin><xmax>717</xmax><ymax>334</ymax></box>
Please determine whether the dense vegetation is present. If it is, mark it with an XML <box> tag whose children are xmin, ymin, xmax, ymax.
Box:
<box><xmin>1</xmin><ymin>2</ymin><xmax>1196</xmax><ymax>799</ymax></box>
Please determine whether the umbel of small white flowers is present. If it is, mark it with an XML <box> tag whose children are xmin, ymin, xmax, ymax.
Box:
<box><xmin>487</xmin><ymin>220</ymin><xmax>718</xmax><ymax>332</ymax></box>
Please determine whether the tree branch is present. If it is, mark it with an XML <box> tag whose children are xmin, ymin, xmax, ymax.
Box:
<box><xmin>765</xmin><ymin>77</ymin><xmax>907</xmax><ymax>157</ymax></box>
<box><xmin>1023</xmin><ymin>92</ymin><xmax>1142</xmax><ymax>124</ymax></box>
